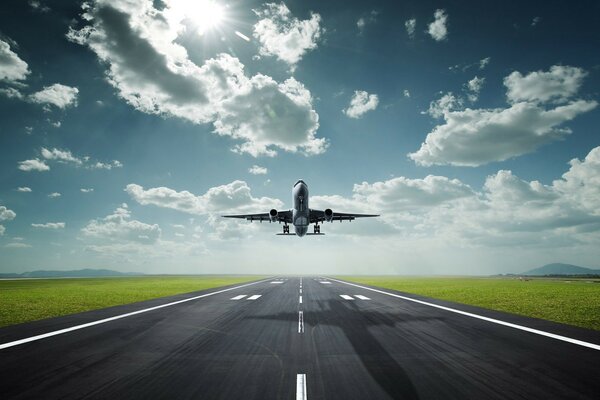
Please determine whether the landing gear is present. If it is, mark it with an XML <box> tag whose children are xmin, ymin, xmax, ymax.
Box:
<box><xmin>283</xmin><ymin>224</ymin><xmax>290</xmax><ymax>234</ymax></box>
<box><xmin>313</xmin><ymin>224</ymin><xmax>321</xmax><ymax>234</ymax></box>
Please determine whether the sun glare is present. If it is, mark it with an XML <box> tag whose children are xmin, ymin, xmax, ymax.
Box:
<box><xmin>186</xmin><ymin>0</ymin><xmax>225</xmax><ymax>35</ymax></box>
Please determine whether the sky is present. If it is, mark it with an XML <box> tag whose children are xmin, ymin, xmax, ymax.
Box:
<box><xmin>1</xmin><ymin>0</ymin><xmax>600</xmax><ymax>275</ymax></box>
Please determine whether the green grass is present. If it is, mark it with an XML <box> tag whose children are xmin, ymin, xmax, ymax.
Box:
<box><xmin>337</xmin><ymin>276</ymin><xmax>600</xmax><ymax>331</ymax></box>
<box><xmin>0</xmin><ymin>275</ymin><xmax>265</xmax><ymax>328</ymax></box>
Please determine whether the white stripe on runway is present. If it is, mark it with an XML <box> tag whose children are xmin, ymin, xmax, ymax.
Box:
<box><xmin>299</xmin><ymin>295</ymin><xmax>303</xmax><ymax>304</ymax></box>
<box><xmin>296</xmin><ymin>374</ymin><xmax>307</xmax><ymax>400</ymax></box>
<box><xmin>270</xmin><ymin>281</ymin><xmax>283</xmax><ymax>284</ymax></box>
<box><xmin>355</xmin><ymin>295</ymin><xmax>371</xmax><ymax>300</ymax></box>
<box><xmin>340</xmin><ymin>295</ymin><xmax>354</xmax><ymax>300</ymax></box>
<box><xmin>247</xmin><ymin>295</ymin><xmax>262</xmax><ymax>300</ymax></box>
<box><xmin>329</xmin><ymin>278</ymin><xmax>600</xmax><ymax>351</ymax></box>
<box><xmin>231</xmin><ymin>295</ymin><xmax>247</xmax><ymax>300</ymax></box>
<box><xmin>320</xmin><ymin>281</ymin><xmax>331</xmax><ymax>284</ymax></box>
<box><xmin>298</xmin><ymin>311</ymin><xmax>304</xmax><ymax>333</ymax></box>
<box><xmin>0</xmin><ymin>278</ymin><xmax>272</xmax><ymax>351</ymax></box>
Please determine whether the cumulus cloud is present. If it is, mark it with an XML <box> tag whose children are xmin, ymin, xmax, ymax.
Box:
<box><xmin>68</xmin><ymin>0</ymin><xmax>325</xmax><ymax>157</ymax></box>
<box><xmin>0</xmin><ymin>206</ymin><xmax>16</xmax><ymax>222</ymax></box>
<box><xmin>427</xmin><ymin>9</ymin><xmax>448</xmax><ymax>41</ymax></box>
<box><xmin>357</xmin><ymin>10</ymin><xmax>378</xmax><ymax>34</ymax></box>
<box><xmin>81</xmin><ymin>188</ymin><xmax>94</xmax><ymax>193</ymax></box>
<box><xmin>47</xmin><ymin>192</ymin><xmax>61</xmax><ymax>198</ymax></box>
<box><xmin>29</xmin><ymin>83</ymin><xmax>79</xmax><ymax>109</ymax></box>
<box><xmin>248</xmin><ymin>165</ymin><xmax>268</xmax><ymax>175</ymax></box>
<box><xmin>19</xmin><ymin>147</ymin><xmax>122</xmax><ymax>171</ymax></box>
<box><xmin>28</xmin><ymin>0</ymin><xmax>50</xmax><ymax>12</ymax></box>
<box><xmin>0</xmin><ymin>38</ymin><xmax>30</xmax><ymax>83</ymax></box>
<box><xmin>126</xmin><ymin>180</ymin><xmax>283</xmax><ymax>215</ymax></box>
<box><xmin>17</xmin><ymin>187</ymin><xmax>32</xmax><ymax>192</ymax></box>
<box><xmin>18</xmin><ymin>158</ymin><xmax>50</xmax><ymax>172</ymax></box>
<box><xmin>504</xmin><ymin>65</ymin><xmax>587</xmax><ymax>104</ymax></box>
<box><xmin>82</xmin><ymin>203</ymin><xmax>160</xmax><ymax>244</ymax></box>
<box><xmin>411</xmin><ymin>100</ymin><xmax>597</xmax><ymax>167</ymax></box>
<box><xmin>479</xmin><ymin>57</ymin><xmax>491</xmax><ymax>70</ymax></box>
<box><xmin>466</xmin><ymin>76</ymin><xmax>485</xmax><ymax>102</ymax></box>
<box><xmin>32</xmin><ymin>222</ymin><xmax>65</xmax><ymax>229</ymax></box>
<box><xmin>344</xmin><ymin>90</ymin><xmax>379</xmax><ymax>118</ymax></box>
<box><xmin>253</xmin><ymin>2</ymin><xmax>323</xmax><ymax>68</ymax></box>
<box><xmin>405</xmin><ymin>18</ymin><xmax>416</xmax><ymax>38</ymax></box>
<box><xmin>413</xmin><ymin>65</ymin><xmax>597</xmax><ymax>167</ymax></box>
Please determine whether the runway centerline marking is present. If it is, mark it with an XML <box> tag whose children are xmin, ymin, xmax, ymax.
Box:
<box><xmin>329</xmin><ymin>278</ymin><xmax>600</xmax><ymax>351</ymax></box>
<box><xmin>296</xmin><ymin>374</ymin><xmax>307</xmax><ymax>400</ymax></box>
<box><xmin>231</xmin><ymin>295</ymin><xmax>247</xmax><ymax>300</ymax></box>
<box><xmin>0</xmin><ymin>278</ymin><xmax>272</xmax><ymax>351</ymax></box>
<box><xmin>340</xmin><ymin>295</ymin><xmax>354</xmax><ymax>300</ymax></box>
<box><xmin>247</xmin><ymin>295</ymin><xmax>262</xmax><ymax>300</ymax></box>
<box><xmin>299</xmin><ymin>295</ymin><xmax>303</xmax><ymax>304</ymax></box>
<box><xmin>298</xmin><ymin>311</ymin><xmax>304</xmax><ymax>333</ymax></box>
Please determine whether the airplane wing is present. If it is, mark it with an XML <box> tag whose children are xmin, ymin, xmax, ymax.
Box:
<box><xmin>222</xmin><ymin>210</ymin><xmax>293</xmax><ymax>224</ymax></box>
<box><xmin>309</xmin><ymin>209</ymin><xmax>379</xmax><ymax>223</ymax></box>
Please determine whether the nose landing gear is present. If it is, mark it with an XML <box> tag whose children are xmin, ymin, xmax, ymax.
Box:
<box><xmin>283</xmin><ymin>224</ymin><xmax>290</xmax><ymax>234</ymax></box>
<box><xmin>313</xmin><ymin>224</ymin><xmax>321</xmax><ymax>234</ymax></box>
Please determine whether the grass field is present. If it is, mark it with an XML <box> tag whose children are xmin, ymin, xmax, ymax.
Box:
<box><xmin>338</xmin><ymin>276</ymin><xmax>600</xmax><ymax>331</ymax></box>
<box><xmin>0</xmin><ymin>275</ymin><xmax>265</xmax><ymax>328</ymax></box>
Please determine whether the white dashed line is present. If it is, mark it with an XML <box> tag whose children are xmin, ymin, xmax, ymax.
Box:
<box><xmin>320</xmin><ymin>281</ymin><xmax>331</xmax><ymax>284</ymax></box>
<box><xmin>298</xmin><ymin>311</ymin><xmax>304</xmax><ymax>333</ymax></box>
<box><xmin>299</xmin><ymin>295</ymin><xmax>303</xmax><ymax>304</ymax></box>
<box><xmin>270</xmin><ymin>281</ymin><xmax>283</xmax><ymax>284</ymax></box>
<box><xmin>247</xmin><ymin>295</ymin><xmax>262</xmax><ymax>300</ymax></box>
<box><xmin>231</xmin><ymin>295</ymin><xmax>247</xmax><ymax>300</ymax></box>
<box><xmin>329</xmin><ymin>278</ymin><xmax>600</xmax><ymax>352</ymax></box>
<box><xmin>355</xmin><ymin>295</ymin><xmax>371</xmax><ymax>300</ymax></box>
<box><xmin>340</xmin><ymin>295</ymin><xmax>354</xmax><ymax>300</ymax></box>
<box><xmin>0</xmin><ymin>278</ymin><xmax>271</xmax><ymax>351</ymax></box>
<box><xmin>296</xmin><ymin>374</ymin><xmax>307</xmax><ymax>400</ymax></box>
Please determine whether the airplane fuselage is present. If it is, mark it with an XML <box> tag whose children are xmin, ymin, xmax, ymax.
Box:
<box><xmin>292</xmin><ymin>180</ymin><xmax>309</xmax><ymax>237</ymax></box>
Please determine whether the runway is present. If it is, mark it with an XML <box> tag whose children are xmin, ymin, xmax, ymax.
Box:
<box><xmin>0</xmin><ymin>277</ymin><xmax>598</xmax><ymax>399</ymax></box>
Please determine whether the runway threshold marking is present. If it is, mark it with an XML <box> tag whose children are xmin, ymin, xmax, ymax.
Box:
<box><xmin>355</xmin><ymin>295</ymin><xmax>371</xmax><ymax>300</ymax></box>
<box><xmin>0</xmin><ymin>278</ymin><xmax>272</xmax><ymax>351</ymax></box>
<box><xmin>296</xmin><ymin>374</ymin><xmax>307</xmax><ymax>400</ymax></box>
<box><xmin>329</xmin><ymin>278</ymin><xmax>600</xmax><ymax>351</ymax></box>
<box><xmin>270</xmin><ymin>281</ymin><xmax>283</xmax><ymax>284</ymax></box>
<box><xmin>231</xmin><ymin>295</ymin><xmax>247</xmax><ymax>300</ymax></box>
<box><xmin>298</xmin><ymin>311</ymin><xmax>304</xmax><ymax>333</ymax></box>
<box><xmin>247</xmin><ymin>295</ymin><xmax>262</xmax><ymax>300</ymax></box>
<box><xmin>339</xmin><ymin>295</ymin><xmax>354</xmax><ymax>300</ymax></box>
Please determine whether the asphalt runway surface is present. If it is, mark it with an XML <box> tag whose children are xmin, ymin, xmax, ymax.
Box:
<box><xmin>0</xmin><ymin>277</ymin><xmax>599</xmax><ymax>399</ymax></box>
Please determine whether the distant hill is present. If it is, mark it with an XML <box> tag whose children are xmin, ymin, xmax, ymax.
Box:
<box><xmin>0</xmin><ymin>269</ymin><xmax>143</xmax><ymax>279</ymax></box>
<box><xmin>522</xmin><ymin>263</ymin><xmax>600</xmax><ymax>276</ymax></box>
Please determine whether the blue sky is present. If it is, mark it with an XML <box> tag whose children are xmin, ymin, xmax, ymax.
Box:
<box><xmin>1</xmin><ymin>0</ymin><xmax>599</xmax><ymax>275</ymax></box>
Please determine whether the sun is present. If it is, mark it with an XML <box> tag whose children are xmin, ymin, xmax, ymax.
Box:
<box><xmin>185</xmin><ymin>0</ymin><xmax>226</xmax><ymax>35</ymax></box>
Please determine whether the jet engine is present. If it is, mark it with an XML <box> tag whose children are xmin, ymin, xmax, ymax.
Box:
<box><xmin>269</xmin><ymin>209</ymin><xmax>278</xmax><ymax>222</ymax></box>
<box><xmin>324</xmin><ymin>208</ymin><xmax>333</xmax><ymax>222</ymax></box>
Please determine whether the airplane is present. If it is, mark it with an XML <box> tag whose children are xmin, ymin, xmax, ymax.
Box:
<box><xmin>222</xmin><ymin>180</ymin><xmax>379</xmax><ymax>236</ymax></box>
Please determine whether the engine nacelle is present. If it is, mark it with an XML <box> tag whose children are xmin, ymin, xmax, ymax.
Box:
<box><xmin>269</xmin><ymin>209</ymin><xmax>278</xmax><ymax>222</ymax></box>
<box><xmin>324</xmin><ymin>208</ymin><xmax>333</xmax><ymax>222</ymax></box>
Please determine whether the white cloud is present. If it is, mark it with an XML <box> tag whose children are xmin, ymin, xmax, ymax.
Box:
<box><xmin>411</xmin><ymin>100</ymin><xmax>597</xmax><ymax>167</ymax></box>
<box><xmin>0</xmin><ymin>38</ymin><xmax>30</xmax><ymax>83</ymax></box>
<box><xmin>29</xmin><ymin>83</ymin><xmax>79</xmax><ymax>109</ymax></box>
<box><xmin>403</xmin><ymin>89</ymin><xmax>411</xmax><ymax>98</ymax></box>
<box><xmin>5</xmin><ymin>242</ymin><xmax>32</xmax><ymax>248</ymax></box>
<box><xmin>248</xmin><ymin>165</ymin><xmax>268</xmax><ymax>175</ymax></box>
<box><xmin>68</xmin><ymin>0</ymin><xmax>326</xmax><ymax>157</ymax></box>
<box><xmin>427</xmin><ymin>9</ymin><xmax>448</xmax><ymax>41</ymax></box>
<box><xmin>18</xmin><ymin>158</ymin><xmax>50</xmax><ymax>172</ymax></box>
<box><xmin>41</xmin><ymin>147</ymin><xmax>83</xmax><ymax>165</ymax></box>
<box><xmin>126</xmin><ymin>180</ymin><xmax>283</xmax><ymax>215</ymax></box>
<box><xmin>344</xmin><ymin>90</ymin><xmax>379</xmax><ymax>118</ymax></box>
<box><xmin>0</xmin><ymin>87</ymin><xmax>25</xmax><ymax>99</ymax></box>
<box><xmin>479</xmin><ymin>57</ymin><xmax>491</xmax><ymax>70</ymax></box>
<box><xmin>17</xmin><ymin>187</ymin><xmax>32</xmax><ymax>192</ymax></box>
<box><xmin>504</xmin><ymin>65</ymin><xmax>587</xmax><ymax>104</ymax></box>
<box><xmin>91</xmin><ymin>160</ymin><xmax>123</xmax><ymax>170</ymax></box>
<box><xmin>414</xmin><ymin>65</ymin><xmax>596</xmax><ymax>167</ymax></box>
<box><xmin>405</xmin><ymin>18</ymin><xmax>416</xmax><ymax>38</ymax></box>
<box><xmin>0</xmin><ymin>206</ymin><xmax>16</xmax><ymax>222</ymax></box>
<box><xmin>531</xmin><ymin>16</ymin><xmax>541</xmax><ymax>27</ymax></box>
<box><xmin>425</xmin><ymin>92</ymin><xmax>462</xmax><ymax>118</ymax></box>
<box><xmin>47</xmin><ymin>192</ymin><xmax>61</xmax><ymax>198</ymax></box>
<box><xmin>32</xmin><ymin>222</ymin><xmax>65</xmax><ymax>229</ymax></box>
<box><xmin>466</xmin><ymin>76</ymin><xmax>485</xmax><ymax>102</ymax></box>
<box><xmin>29</xmin><ymin>0</ymin><xmax>50</xmax><ymax>12</ymax></box>
<box><xmin>82</xmin><ymin>203</ymin><xmax>160</xmax><ymax>244</ymax></box>
<box><xmin>81</xmin><ymin>188</ymin><xmax>94</xmax><ymax>193</ymax></box>
<box><xmin>357</xmin><ymin>10</ymin><xmax>378</xmax><ymax>34</ymax></box>
<box><xmin>253</xmin><ymin>2</ymin><xmax>323</xmax><ymax>68</ymax></box>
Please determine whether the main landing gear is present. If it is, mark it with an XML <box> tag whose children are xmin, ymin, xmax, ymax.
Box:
<box><xmin>283</xmin><ymin>224</ymin><xmax>290</xmax><ymax>234</ymax></box>
<box><xmin>313</xmin><ymin>224</ymin><xmax>321</xmax><ymax>234</ymax></box>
